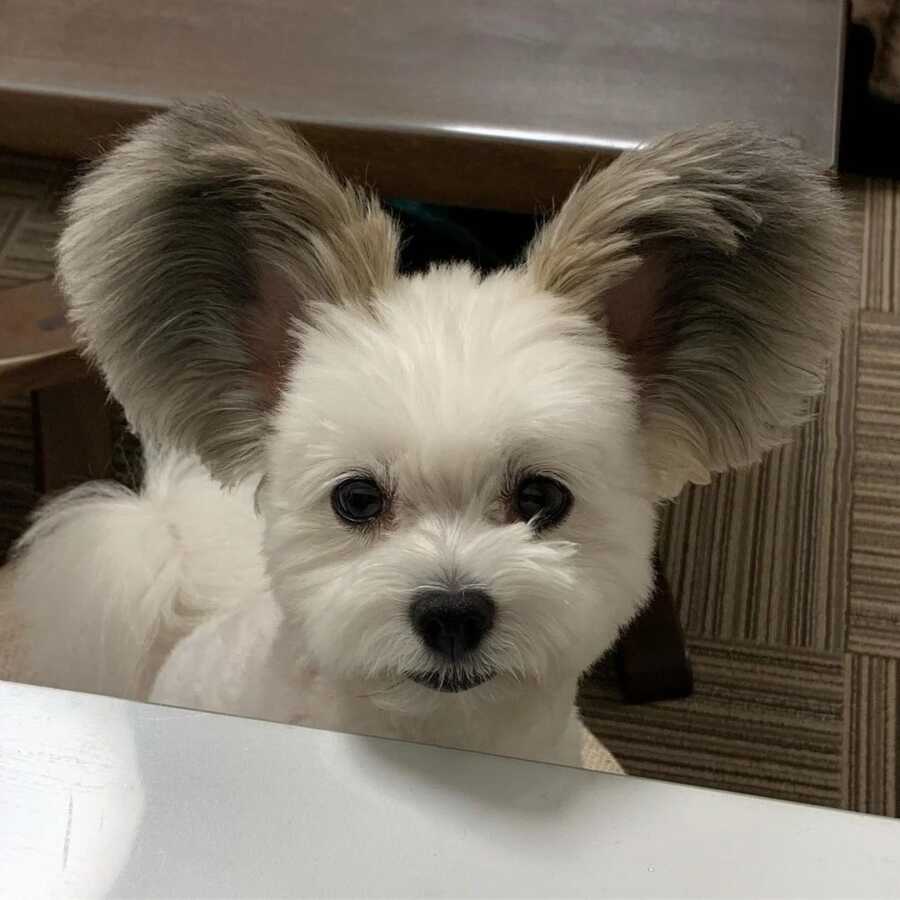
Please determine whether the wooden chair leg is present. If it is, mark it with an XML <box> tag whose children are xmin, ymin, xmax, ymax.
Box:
<box><xmin>614</xmin><ymin>548</ymin><xmax>693</xmax><ymax>704</ymax></box>
<box><xmin>32</xmin><ymin>373</ymin><xmax>115</xmax><ymax>493</ymax></box>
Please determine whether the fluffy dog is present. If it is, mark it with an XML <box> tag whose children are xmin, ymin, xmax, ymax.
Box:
<box><xmin>9</xmin><ymin>102</ymin><xmax>849</xmax><ymax>766</ymax></box>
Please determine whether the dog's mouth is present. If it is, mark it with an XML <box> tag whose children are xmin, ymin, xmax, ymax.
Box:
<box><xmin>407</xmin><ymin>669</ymin><xmax>496</xmax><ymax>693</ymax></box>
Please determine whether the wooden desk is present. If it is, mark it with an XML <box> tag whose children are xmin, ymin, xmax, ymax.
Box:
<box><xmin>0</xmin><ymin>0</ymin><xmax>846</xmax><ymax>211</ymax></box>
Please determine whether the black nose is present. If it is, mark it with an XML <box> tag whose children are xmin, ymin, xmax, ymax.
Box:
<box><xmin>409</xmin><ymin>589</ymin><xmax>495</xmax><ymax>661</ymax></box>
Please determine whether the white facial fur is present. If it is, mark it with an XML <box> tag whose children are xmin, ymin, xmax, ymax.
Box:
<box><xmin>262</xmin><ymin>264</ymin><xmax>655</xmax><ymax>716</ymax></box>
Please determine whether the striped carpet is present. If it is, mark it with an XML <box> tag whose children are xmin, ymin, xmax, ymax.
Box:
<box><xmin>2</xmin><ymin>158</ymin><xmax>899</xmax><ymax>817</ymax></box>
<box><xmin>582</xmin><ymin>175</ymin><xmax>900</xmax><ymax>818</ymax></box>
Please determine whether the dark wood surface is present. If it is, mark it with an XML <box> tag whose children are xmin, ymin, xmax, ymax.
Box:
<box><xmin>0</xmin><ymin>280</ymin><xmax>87</xmax><ymax>400</ymax></box>
<box><xmin>0</xmin><ymin>350</ymin><xmax>88</xmax><ymax>401</ymax></box>
<box><xmin>0</xmin><ymin>0</ymin><xmax>845</xmax><ymax>210</ymax></box>
<box><xmin>33</xmin><ymin>374</ymin><xmax>114</xmax><ymax>492</ymax></box>
<box><xmin>0</xmin><ymin>90</ymin><xmax>600</xmax><ymax>214</ymax></box>
<box><xmin>0</xmin><ymin>280</ymin><xmax>73</xmax><ymax>362</ymax></box>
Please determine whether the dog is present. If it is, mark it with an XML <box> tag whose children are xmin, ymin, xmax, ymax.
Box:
<box><xmin>8</xmin><ymin>101</ymin><xmax>849</xmax><ymax>766</ymax></box>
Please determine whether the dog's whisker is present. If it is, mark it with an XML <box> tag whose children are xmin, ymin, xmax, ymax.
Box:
<box><xmin>354</xmin><ymin>679</ymin><xmax>406</xmax><ymax>699</ymax></box>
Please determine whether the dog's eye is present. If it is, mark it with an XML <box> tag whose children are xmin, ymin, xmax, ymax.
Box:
<box><xmin>332</xmin><ymin>478</ymin><xmax>385</xmax><ymax>525</ymax></box>
<box><xmin>515</xmin><ymin>476</ymin><xmax>572</xmax><ymax>530</ymax></box>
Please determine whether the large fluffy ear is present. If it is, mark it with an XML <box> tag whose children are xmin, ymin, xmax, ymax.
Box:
<box><xmin>58</xmin><ymin>100</ymin><xmax>399</xmax><ymax>483</ymax></box>
<box><xmin>526</xmin><ymin>125</ymin><xmax>852</xmax><ymax>497</ymax></box>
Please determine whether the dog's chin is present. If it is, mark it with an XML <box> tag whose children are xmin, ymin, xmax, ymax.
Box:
<box><xmin>407</xmin><ymin>670</ymin><xmax>496</xmax><ymax>693</ymax></box>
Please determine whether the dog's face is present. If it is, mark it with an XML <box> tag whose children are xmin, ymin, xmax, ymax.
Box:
<box><xmin>262</xmin><ymin>266</ymin><xmax>654</xmax><ymax>710</ymax></box>
<box><xmin>57</xmin><ymin>102</ymin><xmax>849</xmax><ymax>717</ymax></box>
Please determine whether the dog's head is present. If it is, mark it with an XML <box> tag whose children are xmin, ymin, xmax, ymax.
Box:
<box><xmin>58</xmin><ymin>102</ymin><xmax>849</xmax><ymax>713</ymax></box>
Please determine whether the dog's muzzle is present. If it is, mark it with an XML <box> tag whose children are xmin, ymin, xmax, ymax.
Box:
<box><xmin>407</xmin><ymin>588</ymin><xmax>496</xmax><ymax>692</ymax></box>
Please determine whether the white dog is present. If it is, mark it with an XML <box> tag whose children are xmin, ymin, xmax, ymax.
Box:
<box><xmin>8</xmin><ymin>102</ymin><xmax>849</xmax><ymax>766</ymax></box>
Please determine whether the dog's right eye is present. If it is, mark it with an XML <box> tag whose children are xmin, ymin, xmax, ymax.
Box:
<box><xmin>332</xmin><ymin>478</ymin><xmax>385</xmax><ymax>525</ymax></box>
<box><xmin>514</xmin><ymin>475</ymin><xmax>572</xmax><ymax>531</ymax></box>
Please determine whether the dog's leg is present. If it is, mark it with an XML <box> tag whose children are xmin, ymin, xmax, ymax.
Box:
<box><xmin>614</xmin><ymin>549</ymin><xmax>693</xmax><ymax>704</ymax></box>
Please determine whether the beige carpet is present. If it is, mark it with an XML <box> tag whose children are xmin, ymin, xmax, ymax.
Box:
<box><xmin>1</xmin><ymin>157</ymin><xmax>898</xmax><ymax>815</ymax></box>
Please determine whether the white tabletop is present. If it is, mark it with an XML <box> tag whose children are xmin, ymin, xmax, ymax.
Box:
<box><xmin>1</xmin><ymin>679</ymin><xmax>898</xmax><ymax>899</ymax></box>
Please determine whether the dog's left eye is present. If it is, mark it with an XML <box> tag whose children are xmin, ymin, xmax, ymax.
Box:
<box><xmin>514</xmin><ymin>476</ymin><xmax>572</xmax><ymax>530</ymax></box>
<box><xmin>332</xmin><ymin>477</ymin><xmax>385</xmax><ymax>525</ymax></box>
